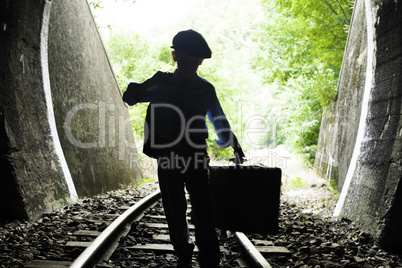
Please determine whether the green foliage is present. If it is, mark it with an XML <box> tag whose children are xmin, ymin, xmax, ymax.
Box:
<box><xmin>329</xmin><ymin>178</ymin><xmax>338</xmax><ymax>191</ymax></box>
<box><xmin>257</xmin><ymin>0</ymin><xmax>354</xmax><ymax>81</ymax></box>
<box><xmin>288</xmin><ymin>177</ymin><xmax>308</xmax><ymax>188</ymax></box>
<box><xmin>89</xmin><ymin>0</ymin><xmax>137</xmax><ymax>9</ymax></box>
<box><xmin>106</xmin><ymin>31</ymin><xmax>174</xmax><ymax>86</ymax></box>
<box><xmin>105</xmin><ymin>31</ymin><xmax>174</xmax><ymax>139</ymax></box>
<box><xmin>137</xmin><ymin>177</ymin><xmax>156</xmax><ymax>186</ymax></box>
<box><xmin>309</xmin><ymin>66</ymin><xmax>338</xmax><ymax>108</ymax></box>
<box><xmin>263</xmin><ymin>65</ymin><xmax>338</xmax><ymax>164</ymax></box>
<box><xmin>89</xmin><ymin>0</ymin><xmax>103</xmax><ymax>9</ymax></box>
<box><xmin>206</xmin><ymin>137</ymin><xmax>234</xmax><ymax>160</ymax></box>
<box><xmin>254</xmin><ymin>0</ymin><xmax>351</xmax><ymax>164</ymax></box>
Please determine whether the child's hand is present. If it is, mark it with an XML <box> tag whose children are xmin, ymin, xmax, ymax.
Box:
<box><xmin>150</xmin><ymin>71</ymin><xmax>171</xmax><ymax>86</ymax></box>
<box><xmin>229</xmin><ymin>147</ymin><xmax>246</xmax><ymax>165</ymax></box>
<box><xmin>234</xmin><ymin>148</ymin><xmax>246</xmax><ymax>165</ymax></box>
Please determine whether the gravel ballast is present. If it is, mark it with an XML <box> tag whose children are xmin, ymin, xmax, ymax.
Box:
<box><xmin>1</xmin><ymin>148</ymin><xmax>401</xmax><ymax>267</ymax></box>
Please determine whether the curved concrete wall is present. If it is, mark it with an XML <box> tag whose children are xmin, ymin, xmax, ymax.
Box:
<box><xmin>0</xmin><ymin>1</ymin><xmax>74</xmax><ymax>220</ymax></box>
<box><xmin>314</xmin><ymin>0</ymin><xmax>367</xmax><ymax>191</ymax></box>
<box><xmin>48</xmin><ymin>0</ymin><xmax>142</xmax><ymax>197</ymax></box>
<box><xmin>315</xmin><ymin>0</ymin><xmax>402</xmax><ymax>253</ymax></box>
<box><xmin>0</xmin><ymin>0</ymin><xmax>142</xmax><ymax>220</ymax></box>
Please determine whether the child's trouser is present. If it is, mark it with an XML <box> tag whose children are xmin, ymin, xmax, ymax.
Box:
<box><xmin>157</xmin><ymin>149</ymin><xmax>220</xmax><ymax>267</ymax></box>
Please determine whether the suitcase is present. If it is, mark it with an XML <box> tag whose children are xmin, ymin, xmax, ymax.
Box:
<box><xmin>209</xmin><ymin>165</ymin><xmax>281</xmax><ymax>234</ymax></box>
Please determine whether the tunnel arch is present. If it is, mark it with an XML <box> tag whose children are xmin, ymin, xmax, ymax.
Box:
<box><xmin>0</xmin><ymin>0</ymin><xmax>401</xmax><ymax>254</ymax></box>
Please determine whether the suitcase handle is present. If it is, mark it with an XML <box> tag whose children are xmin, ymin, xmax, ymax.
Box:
<box><xmin>229</xmin><ymin>156</ymin><xmax>247</xmax><ymax>165</ymax></box>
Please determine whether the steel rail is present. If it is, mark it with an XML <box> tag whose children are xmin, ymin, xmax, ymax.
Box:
<box><xmin>69</xmin><ymin>189</ymin><xmax>272</xmax><ymax>268</ymax></box>
<box><xmin>69</xmin><ymin>190</ymin><xmax>162</xmax><ymax>268</ymax></box>
<box><xmin>234</xmin><ymin>231</ymin><xmax>273</xmax><ymax>268</ymax></box>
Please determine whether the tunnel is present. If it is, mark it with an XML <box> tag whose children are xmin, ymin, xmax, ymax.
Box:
<box><xmin>0</xmin><ymin>0</ymin><xmax>401</xmax><ymax>254</ymax></box>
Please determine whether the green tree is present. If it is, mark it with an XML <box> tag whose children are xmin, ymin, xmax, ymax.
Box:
<box><xmin>280</xmin><ymin>0</ymin><xmax>353</xmax><ymax>72</ymax></box>
<box><xmin>105</xmin><ymin>31</ymin><xmax>174</xmax><ymax>139</ymax></box>
<box><xmin>275</xmin><ymin>67</ymin><xmax>337</xmax><ymax>164</ymax></box>
<box><xmin>254</xmin><ymin>0</ymin><xmax>352</xmax><ymax>164</ymax></box>
<box><xmin>255</xmin><ymin>0</ymin><xmax>353</xmax><ymax>83</ymax></box>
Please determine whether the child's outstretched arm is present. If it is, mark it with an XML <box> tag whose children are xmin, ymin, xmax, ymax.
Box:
<box><xmin>123</xmin><ymin>71</ymin><xmax>171</xmax><ymax>105</ymax></box>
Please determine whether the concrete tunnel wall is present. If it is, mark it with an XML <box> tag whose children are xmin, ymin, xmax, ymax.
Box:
<box><xmin>0</xmin><ymin>0</ymin><xmax>142</xmax><ymax>221</ymax></box>
<box><xmin>2</xmin><ymin>0</ymin><xmax>402</xmax><ymax>255</ymax></box>
<box><xmin>314</xmin><ymin>0</ymin><xmax>367</xmax><ymax>192</ymax></box>
<box><xmin>48</xmin><ymin>0</ymin><xmax>142</xmax><ymax>197</ymax></box>
<box><xmin>315</xmin><ymin>0</ymin><xmax>402</xmax><ymax>253</ymax></box>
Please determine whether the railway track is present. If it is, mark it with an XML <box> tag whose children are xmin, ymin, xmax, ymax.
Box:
<box><xmin>25</xmin><ymin>190</ymin><xmax>289</xmax><ymax>268</ymax></box>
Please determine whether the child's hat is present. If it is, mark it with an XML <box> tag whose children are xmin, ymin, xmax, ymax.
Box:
<box><xmin>171</xmin><ymin>29</ymin><xmax>212</xmax><ymax>58</ymax></box>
